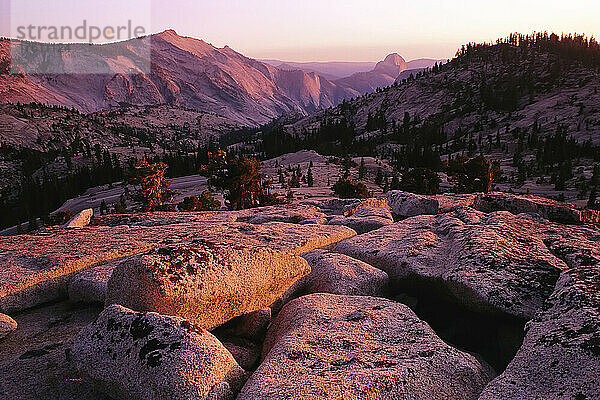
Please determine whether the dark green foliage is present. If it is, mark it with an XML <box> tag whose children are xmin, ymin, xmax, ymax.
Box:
<box><xmin>286</xmin><ymin>190</ymin><xmax>294</xmax><ymax>204</ymax></box>
<box><xmin>588</xmin><ymin>187</ymin><xmax>598</xmax><ymax>210</ymax></box>
<box><xmin>332</xmin><ymin>179</ymin><xmax>372</xmax><ymax>199</ymax></box>
<box><xmin>178</xmin><ymin>192</ymin><xmax>221</xmax><ymax>212</ymax></box>
<box><xmin>390</xmin><ymin>175</ymin><xmax>400</xmax><ymax>191</ymax></box>
<box><xmin>114</xmin><ymin>195</ymin><xmax>127</xmax><ymax>214</ymax></box>
<box><xmin>100</xmin><ymin>200</ymin><xmax>109</xmax><ymax>215</ymax></box>
<box><xmin>447</xmin><ymin>155</ymin><xmax>496</xmax><ymax>193</ymax></box>
<box><xmin>207</xmin><ymin>150</ymin><xmax>280</xmax><ymax>210</ymax></box>
<box><xmin>399</xmin><ymin>168</ymin><xmax>441</xmax><ymax>195</ymax></box>
<box><xmin>27</xmin><ymin>217</ymin><xmax>39</xmax><ymax>232</ymax></box>
<box><xmin>307</xmin><ymin>167</ymin><xmax>314</xmax><ymax>187</ymax></box>
<box><xmin>50</xmin><ymin>209</ymin><xmax>73</xmax><ymax>226</ymax></box>
<box><xmin>359</xmin><ymin>158</ymin><xmax>367</xmax><ymax>181</ymax></box>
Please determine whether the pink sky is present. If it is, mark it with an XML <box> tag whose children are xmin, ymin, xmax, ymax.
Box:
<box><xmin>2</xmin><ymin>0</ymin><xmax>599</xmax><ymax>62</ymax></box>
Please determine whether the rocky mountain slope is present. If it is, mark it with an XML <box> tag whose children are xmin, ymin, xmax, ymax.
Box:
<box><xmin>1</xmin><ymin>31</ymin><xmax>419</xmax><ymax>126</ymax></box>
<box><xmin>0</xmin><ymin>192</ymin><xmax>598</xmax><ymax>399</ymax></box>
<box><xmin>0</xmin><ymin>102</ymin><xmax>236</xmax><ymax>203</ymax></box>
<box><xmin>275</xmin><ymin>36</ymin><xmax>600</xmax><ymax>202</ymax></box>
<box><xmin>263</xmin><ymin>58</ymin><xmax>443</xmax><ymax>80</ymax></box>
<box><xmin>289</xmin><ymin>41</ymin><xmax>600</xmax><ymax>144</ymax></box>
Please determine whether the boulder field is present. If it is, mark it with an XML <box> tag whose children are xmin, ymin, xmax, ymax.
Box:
<box><xmin>0</xmin><ymin>193</ymin><xmax>598</xmax><ymax>400</ymax></box>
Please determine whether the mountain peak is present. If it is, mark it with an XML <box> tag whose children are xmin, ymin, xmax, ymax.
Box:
<box><xmin>156</xmin><ymin>29</ymin><xmax>179</xmax><ymax>38</ymax></box>
<box><xmin>374</xmin><ymin>53</ymin><xmax>408</xmax><ymax>75</ymax></box>
<box><xmin>382</xmin><ymin>53</ymin><xmax>406</xmax><ymax>66</ymax></box>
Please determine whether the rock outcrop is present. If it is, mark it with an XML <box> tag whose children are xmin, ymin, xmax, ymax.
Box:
<box><xmin>2</xmin><ymin>194</ymin><xmax>599</xmax><ymax>400</ymax></box>
<box><xmin>351</xmin><ymin>206</ymin><xmax>394</xmax><ymax>220</ymax></box>
<box><xmin>71</xmin><ymin>305</ymin><xmax>246</xmax><ymax>400</ymax></box>
<box><xmin>238</xmin><ymin>294</ymin><xmax>493</xmax><ymax>400</ymax></box>
<box><xmin>474</xmin><ymin>192</ymin><xmax>600</xmax><ymax>224</ymax></box>
<box><xmin>68</xmin><ymin>263</ymin><xmax>118</xmax><ymax>304</ymax></box>
<box><xmin>0</xmin><ymin>312</ymin><xmax>17</xmax><ymax>339</ymax></box>
<box><xmin>480</xmin><ymin>265</ymin><xmax>600</xmax><ymax>399</ymax></box>
<box><xmin>0</xmin><ymin>225</ymin><xmax>160</xmax><ymax>313</ymax></box>
<box><xmin>235</xmin><ymin>204</ymin><xmax>325</xmax><ymax>225</ymax></box>
<box><xmin>62</xmin><ymin>209</ymin><xmax>93</xmax><ymax>228</ymax></box>
<box><xmin>327</xmin><ymin>214</ymin><xmax>393</xmax><ymax>234</ymax></box>
<box><xmin>0</xmin><ymin>214</ymin><xmax>355</xmax><ymax>313</ymax></box>
<box><xmin>314</xmin><ymin>198</ymin><xmax>389</xmax><ymax>216</ymax></box>
<box><xmin>106</xmin><ymin>240</ymin><xmax>310</xmax><ymax>330</ymax></box>
<box><xmin>335</xmin><ymin>208</ymin><xmax>567</xmax><ymax>319</ymax></box>
<box><xmin>386</xmin><ymin>191</ymin><xmax>440</xmax><ymax>218</ymax></box>
<box><xmin>301</xmin><ymin>250</ymin><xmax>389</xmax><ymax>296</ymax></box>
<box><xmin>0</xmin><ymin>301</ymin><xmax>105</xmax><ymax>400</ymax></box>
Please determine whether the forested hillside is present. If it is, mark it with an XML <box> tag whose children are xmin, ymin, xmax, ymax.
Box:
<box><xmin>251</xmin><ymin>33</ymin><xmax>600</xmax><ymax>202</ymax></box>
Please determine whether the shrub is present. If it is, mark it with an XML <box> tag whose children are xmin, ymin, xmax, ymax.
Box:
<box><xmin>51</xmin><ymin>209</ymin><xmax>74</xmax><ymax>225</ymax></box>
<box><xmin>447</xmin><ymin>155</ymin><xmax>497</xmax><ymax>193</ymax></box>
<box><xmin>178</xmin><ymin>192</ymin><xmax>221</xmax><ymax>212</ymax></box>
<box><xmin>332</xmin><ymin>179</ymin><xmax>372</xmax><ymax>199</ymax></box>
<box><xmin>399</xmin><ymin>168</ymin><xmax>441</xmax><ymax>195</ymax></box>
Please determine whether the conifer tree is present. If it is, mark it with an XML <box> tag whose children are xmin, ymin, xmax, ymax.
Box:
<box><xmin>129</xmin><ymin>159</ymin><xmax>176</xmax><ymax>212</ymax></box>
<box><xmin>307</xmin><ymin>167</ymin><xmax>314</xmax><ymax>187</ymax></box>
<box><xmin>375</xmin><ymin>168</ymin><xmax>384</xmax><ymax>186</ymax></box>
<box><xmin>359</xmin><ymin>158</ymin><xmax>367</xmax><ymax>181</ymax></box>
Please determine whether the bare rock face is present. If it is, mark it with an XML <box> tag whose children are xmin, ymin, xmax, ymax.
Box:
<box><xmin>235</xmin><ymin>204</ymin><xmax>325</xmax><ymax>225</ymax></box>
<box><xmin>0</xmin><ymin>225</ymin><xmax>162</xmax><ymax>313</ymax></box>
<box><xmin>480</xmin><ymin>265</ymin><xmax>600</xmax><ymax>400</ymax></box>
<box><xmin>436</xmin><ymin>193</ymin><xmax>479</xmax><ymax>212</ymax></box>
<box><xmin>386</xmin><ymin>191</ymin><xmax>440</xmax><ymax>218</ymax></box>
<box><xmin>231</xmin><ymin>309</ymin><xmax>272</xmax><ymax>341</ymax></box>
<box><xmin>327</xmin><ymin>214</ymin><xmax>393</xmax><ymax>234</ymax></box>
<box><xmin>315</xmin><ymin>198</ymin><xmax>389</xmax><ymax>216</ymax></box>
<box><xmin>62</xmin><ymin>209</ymin><xmax>94</xmax><ymax>228</ymax></box>
<box><xmin>92</xmin><ymin>211</ymin><xmax>237</xmax><ymax>227</ymax></box>
<box><xmin>299</xmin><ymin>218</ymin><xmax>327</xmax><ymax>225</ymax></box>
<box><xmin>0</xmin><ymin>312</ymin><xmax>17</xmax><ymax>339</ymax></box>
<box><xmin>215</xmin><ymin>308</ymin><xmax>273</xmax><ymax>344</ymax></box>
<box><xmin>351</xmin><ymin>205</ymin><xmax>394</xmax><ymax>220</ymax></box>
<box><xmin>222</xmin><ymin>339</ymin><xmax>261</xmax><ymax>371</ymax></box>
<box><xmin>474</xmin><ymin>192</ymin><xmax>599</xmax><ymax>224</ymax></box>
<box><xmin>106</xmin><ymin>240</ymin><xmax>311</xmax><ymax>330</ymax></box>
<box><xmin>342</xmin><ymin>198</ymin><xmax>390</xmax><ymax>217</ymax></box>
<box><xmin>301</xmin><ymin>250</ymin><xmax>389</xmax><ymax>296</ymax></box>
<box><xmin>71</xmin><ymin>305</ymin><xmax>246</xmax><ymax>400</ymax></box>
<box><xmin>335</xmin><ymin>208</ymin><xmax>567</xmax><ymax>320</ymax></box>
<box><xmin>238</xmin><ymin>294</ymin><xmax>493</xmax><ymax>400</ymax></box>
<box><xmin>0</xmin><ymin>301</ymin><xmax>106</xmax><ymax>400</ymax></box>
<box><xmin>68</xmin><ymin>263</ymin><xmax>118</xmax><ymax>304</ymax></box>
<box><xmin>0</xmin><ymin>218</ymin><xmax>354</xmax><ymax>313</ymax></box>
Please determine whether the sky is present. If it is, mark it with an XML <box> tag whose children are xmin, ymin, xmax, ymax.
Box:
<box><xmin>1</xmin><ymin>0</ymin><xmax>600</xmax><ymax>62</ymax></box>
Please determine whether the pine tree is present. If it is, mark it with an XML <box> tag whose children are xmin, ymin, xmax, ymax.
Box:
<box><xmin>27</xmin><ymin>217</ymin><xmax>39</xmax><ymax>232</ymax></box>
<box><xmin>390</xmin><ymin>175</ymin><xmax>400</xmax><ymax>190</ymax></box>
<box><xmin>307</xmin><ymin>167</ymin><xmax>314</xmax><ymax>187</ymax></box>
<box><xmin>375</xmin><ymin>168</ymin><xmax>384</xmax><ymax>186</ymax></box>
<box><xmin>588</xmin><ymin>187</ymin><xmax>598</xmax><ymax>210</ymax></box>
<box><xmin>100</xmin><ymin>200</ymin><xmax>109</xmax><ymax>215</ymax></box>
<box><xmin>359</xmin><ymin>158</ymin><xmax>367</xmax><ymax>181</ymax></box>
<box><xmin>592</xmin><ymin>164</ymin><xmax>600</xmax><ymax>186</ymax></box>
<box><xmin>382</xmin><ymin>177</ymin><xmax>390</xmax><ymax>193</ymax></box>
<box><xmin>129</xmin><ymin>159</ymin><xmax>176</xmax><ymax>212</ymax></box>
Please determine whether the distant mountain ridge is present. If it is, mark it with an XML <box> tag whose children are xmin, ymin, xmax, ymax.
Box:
<box><xmin>0</xmin><ymin>30</ymin><xmax>437</xmax><ymax>125</ymax></box>
<box><xmin>262</xmin><ymin>58</ymin><xmax>444</xmax><ymax>80</ymax></box>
